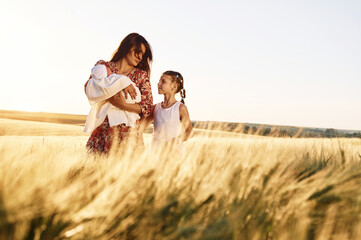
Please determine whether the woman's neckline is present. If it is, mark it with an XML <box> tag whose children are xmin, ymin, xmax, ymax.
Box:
<box><xmin>125</xmin><ymin>67</ymin><xmax>136</xmax><ymax>76</ymax></box>
<box><xmin>112</xmin><ymin>61</ymin><xmax>136</xmax><ymax>76</ymax></box>
<box><xmin>119</xmin><ymin>67</ymin><xmax>135</xmax><ymax>76</ymax></box>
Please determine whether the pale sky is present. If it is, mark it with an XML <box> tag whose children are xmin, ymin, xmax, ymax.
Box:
<box><xmin>1</xmin><ymin>0</ymin><xmax>360</xmax><ymax>130</ymax></box>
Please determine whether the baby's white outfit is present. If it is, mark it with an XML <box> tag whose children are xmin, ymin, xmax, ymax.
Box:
<box><xmin>83</xmin><ymin>64</ymin><xmax>141</xmax><ymax>133</ymax></box>
<box><xmin>152</xmin><ymin>101</ymin><xmax>184</xmax><ymax>152</ymax></box>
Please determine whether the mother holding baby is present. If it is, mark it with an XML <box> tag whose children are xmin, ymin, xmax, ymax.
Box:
<box><xmin>84</xmin><ymin>33</ymin><xmax>153</xmax><ymax>154</ymax></box>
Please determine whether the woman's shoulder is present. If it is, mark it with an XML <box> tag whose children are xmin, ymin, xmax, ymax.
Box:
<box><xmin>94</xmin><ymin>60</ymin><xmax>116</xmax><ymax>67</ymax></box>
<box><xmin>94</xmin><ymin>59</ymin><xmax>108</xmax><ymax>66</ymax></box>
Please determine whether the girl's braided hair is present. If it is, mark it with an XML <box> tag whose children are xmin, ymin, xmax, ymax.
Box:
<box><xmin>163</xmin><ymin>71</ymin><xmax>186</xmax><ymax>104</ymax></box>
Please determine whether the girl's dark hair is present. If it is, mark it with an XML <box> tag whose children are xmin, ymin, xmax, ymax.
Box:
<box><xmin>163</xmin><ymin>71</ymin><xmax>186</xmax><ymax>104</ymax></box>
<box><xmin>110</xmin><ymin>33</ymin><xmax>153</xmax><ymax>75</ymax></box>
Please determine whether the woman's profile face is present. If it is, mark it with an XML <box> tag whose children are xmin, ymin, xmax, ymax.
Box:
<box><xmin>125</xmin><ymin>43</ymin><xmax>146</xmax><ymax>67</ymax></box>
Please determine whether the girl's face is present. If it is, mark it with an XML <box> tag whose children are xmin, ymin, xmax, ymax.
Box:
<box><xmin>125</xmin><ymin>43</ymin><xmax>146</xmax><ymax>67</ymax></box>
<box><xmin>158</xmin><ymin>75</ymin><xmax>177</xmax><ymax>95</ymax></box>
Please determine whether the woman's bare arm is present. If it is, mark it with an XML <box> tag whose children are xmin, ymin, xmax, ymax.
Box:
<box><xmin>142</xmin><ymin>104</ymin><xmax>155</xmax><ymax>127</ymax></box>
<box><xmin>109</xmin><ymin>93</ymin><xmax>142</xmax><ymax>114</ymax></box>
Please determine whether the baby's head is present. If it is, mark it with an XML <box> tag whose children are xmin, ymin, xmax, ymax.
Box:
<box><xmin>160</xmin><ymin>71</ymin><xmax>186</xmax><ymax>104</ymax></box>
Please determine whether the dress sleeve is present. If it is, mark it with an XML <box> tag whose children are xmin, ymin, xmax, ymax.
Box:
<box><xmin>137</xmin><ymin>71</ymin><xmax>153</xmax><ymax>119</ymax></box>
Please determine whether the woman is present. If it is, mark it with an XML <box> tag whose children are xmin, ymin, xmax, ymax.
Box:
<box><xmin>84</xmin><ymin>33</ymin><xmax>153</xmax><ymax>154</ymax></box>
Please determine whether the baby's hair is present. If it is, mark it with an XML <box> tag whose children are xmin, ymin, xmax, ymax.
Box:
<box><xmin>163</xmin><ymin>71</ymin><xmax>186</xmax><ymax>104</ymax></box>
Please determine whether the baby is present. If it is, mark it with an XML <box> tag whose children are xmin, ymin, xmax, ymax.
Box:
<box><xmin>84</xmin><ymin>64</ymin><xmax>141</xmax><ymax>133</ymax></box>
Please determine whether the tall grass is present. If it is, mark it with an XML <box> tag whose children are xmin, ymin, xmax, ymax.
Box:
<box><xmin>0</xmin><ymin>133</ymin><xmax>361</xmax><ymax>239</ymax></box>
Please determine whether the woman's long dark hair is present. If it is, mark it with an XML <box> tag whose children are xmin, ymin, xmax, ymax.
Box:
<box><xmin>110</xmin><ymin>33</ymin><xmax>153</xmax><ymax>75</ymax></box>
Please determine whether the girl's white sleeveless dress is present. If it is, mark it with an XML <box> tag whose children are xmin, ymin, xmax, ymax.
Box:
<box><xmin>152</xmin><ymin>101</ymin><xmax>184</xmax><ymax>152</ymax></box>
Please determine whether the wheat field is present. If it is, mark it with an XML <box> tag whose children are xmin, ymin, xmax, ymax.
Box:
<box><xmin>1</xmin><ymin>118</ymin><xmax>361</xmax><ymax>240</ymax></box>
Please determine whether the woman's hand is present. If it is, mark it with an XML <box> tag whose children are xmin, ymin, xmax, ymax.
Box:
<box><xmin>123</xmin><ymin>84</ymin><xmax>137</xmax><ymax>100</ymax></box>
<box><xmin>109</xmin><ymin>92</ymin><xmax>126</xmax><ymax>108</ymax></box>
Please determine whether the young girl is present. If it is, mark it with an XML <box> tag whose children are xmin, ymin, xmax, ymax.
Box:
<box><xmin>147</xmin><ymin>71</ymin><xmax>193</xmax><ymax>153</ymax></box>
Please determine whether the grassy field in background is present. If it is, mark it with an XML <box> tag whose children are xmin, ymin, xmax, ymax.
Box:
<box><xmin>0</xmin><ymin>110</ymin><xmax>86</xmax><ymax>126</ymax></box>
<box><xmin>1</xmin><ymin>112</ymin><xmax>361</xmax><ymax>239</ymax></box>
<box><xmin>2</xmin><ymin>110</ymin><xmax>360</xmax><ymax>138</ymax></box>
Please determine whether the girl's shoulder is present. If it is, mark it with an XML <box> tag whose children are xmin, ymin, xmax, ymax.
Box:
<box><xmin>154</xmin><ymin>102</ymin><xmax>162</xmax><ymax>108</ymax></box>
<box><xmin>179</xmin><ymin>102</ymin><xmax>189</xmax><ymax>113</ymax></box>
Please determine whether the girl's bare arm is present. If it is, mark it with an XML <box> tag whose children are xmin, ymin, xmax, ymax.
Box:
<box><xmin>179</xmin><ymin>104</ymin><xmax>193</xmax><ymax>141</ymax></box>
